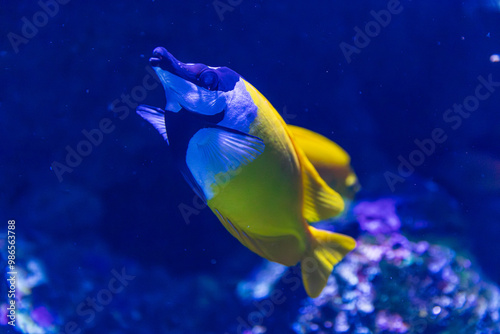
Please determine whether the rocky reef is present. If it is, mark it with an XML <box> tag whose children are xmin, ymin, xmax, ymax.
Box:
<box><xmin>294</xmin><ymin>231</ymin><xmax>500</xmax><ymax>333</ymax></box>
<box><xmin>238</xmin><ymin>198</ymin><xmax>500</xmax><ymax>334</ymax></box>
<box><xmin>2</xmin><ymin>195</ymin><xmax>499</xmax><ymax>334</ymax></box>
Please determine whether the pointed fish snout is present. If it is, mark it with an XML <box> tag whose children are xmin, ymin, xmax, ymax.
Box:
<box><xmin>148</xmin><ymin>47</ymin><xmax>196</xmax><ymax>80</ymax></box>
<box><xmin>148</xmin><ymin>47</ymin><xmax>210</xmax><ymax>86</ymax></box>
<box><xmin>152</xmin><ymin>46</ymin><xmax>167</xmax><ymax>58</ymax></box>
<box><xmin>149</xmin><ymin>47</ymin><xmax>175</xmax><ymax>68</ymax></box>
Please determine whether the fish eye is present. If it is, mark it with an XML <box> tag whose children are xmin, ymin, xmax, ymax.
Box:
<box><xmin>199</xmin><ymin>70</ymin><xmax>219</xmax><ymax>90</ymax></box>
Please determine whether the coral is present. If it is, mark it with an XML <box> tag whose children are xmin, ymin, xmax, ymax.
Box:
<box><xmin>293</xmin><ymin>200</ymin><xmax>500</xmax><ymax>334</ymax></box>
<box><xmin>354</xmin><ymin>199</ymin><xmax>401</xmax><ymax>235</ymax></box>
<box><xmin>1</xmin><ymin>197</ymin><xmax>498</xmax><ymax>334</ymax></box>
<box><xmin>0</xmin><ymin>234</ymin><xmax>238</xmax><ymax>334</ymax></box>
<box><xmin>0</xmin><ymin>254</ymin><xmax>56</xmax><ymax>333</ymax></box>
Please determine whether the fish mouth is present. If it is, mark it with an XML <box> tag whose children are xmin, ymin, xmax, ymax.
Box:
<box><xmin>150</xmin><ymin>55</ymin><xmax>161</xmax><ymax>67</ymax></box>
<box><xmin>148</xmin><ymin>47</ymin><xmax>193</xmax><ymax>113</ymax></box>
<box><xmin>149</xmin><ymin>47</ymin><xmax>167</xmax><ymax>68</ymax></box>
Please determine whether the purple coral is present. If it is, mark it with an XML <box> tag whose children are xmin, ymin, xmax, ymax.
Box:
<box><xmin>375</xmin><ymin>311</ymin><xmax>409</xmax><ymax>333</ymax></box>
<box><xmin>294</xmin><ymin>231</ymin><xmax>500</xmax><ymax>334</ymax></box>
<box><xmin>31</xmin><ymin>306</ymin><xmax>54</xmax><ymax>328</ymax></box>
<box><xmin>354</xmin><ymin>199</ymin><xmax>401</xmax><ymax>235</ymax></box>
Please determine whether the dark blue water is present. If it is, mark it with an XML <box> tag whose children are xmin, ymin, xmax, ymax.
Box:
<box><xmin>1</xmin><ymin>1</ymin><xmax>499</xmax><ymax>333</ymax></box>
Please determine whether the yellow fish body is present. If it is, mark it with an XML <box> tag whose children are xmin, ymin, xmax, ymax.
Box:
<box><xmin>137</xmin><ymin>47</ymin><xmax>356</xmax><ymax>297</ymax></box>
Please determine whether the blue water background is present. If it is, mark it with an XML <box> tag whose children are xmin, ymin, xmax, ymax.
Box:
<box><xmin>0</xmin><ymin>1</ymin><xmax>499</xmax><ymax>333</ymax></box>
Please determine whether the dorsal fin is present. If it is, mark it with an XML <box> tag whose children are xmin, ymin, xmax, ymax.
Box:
<box><xmin>288</xmin><ymin>135</ymin><xmax>344</xmax><ymax>222</ymax></box>
<box><xmin>287</xmin><ymin>125</ymin><xmax>360</xmax><ymax>199</ymax></box>
<box><xmin>301</xmin><ymin>152</ymin><xmax>344</xmax><ymax>222</ymax></box>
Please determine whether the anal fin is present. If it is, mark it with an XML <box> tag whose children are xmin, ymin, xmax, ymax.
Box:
<box><xmin>213</xmin><ymin>209</ymin><xmax>302</xmax><ymax>266</ymax></box>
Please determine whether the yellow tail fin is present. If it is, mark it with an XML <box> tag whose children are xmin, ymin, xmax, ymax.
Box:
<box><xmin>301</xmin><ymin>226</ymin><xmax>356</xmax><ymax>298</ymax></box>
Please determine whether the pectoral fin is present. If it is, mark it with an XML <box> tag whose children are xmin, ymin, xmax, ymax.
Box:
<box><xmin>186</xmin><ymin>126</ymin><xmax>265</xmax><ymax>200</ymax></box>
